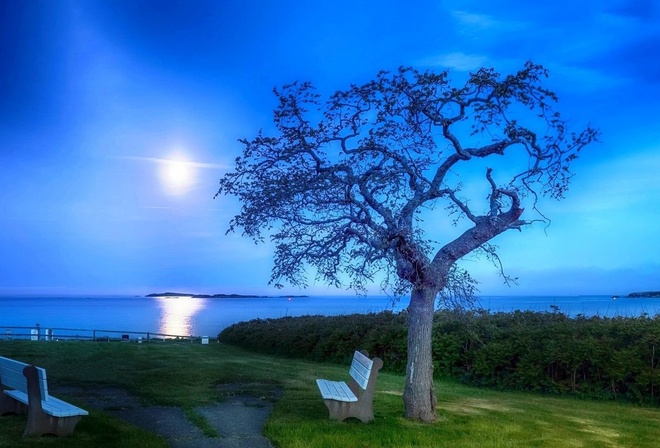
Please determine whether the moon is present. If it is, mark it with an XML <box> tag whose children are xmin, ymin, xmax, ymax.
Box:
<box><xmin>160</xmin><ymin>157</ymin><xmax>195</xmax><ymax>196</ymax></box>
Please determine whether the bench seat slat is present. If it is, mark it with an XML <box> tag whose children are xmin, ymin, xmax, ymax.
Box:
<box><xmin>4</xmin><ymin>389</ymin><xmax>29</xmax><ymax>405</ymax></box>
<box><xmin>42</xmin><ymin>396</ymin><xmax>89</xmax><ymax>417</ymax></box>
<box><xmin>4</xmin><ymin>390</ymin><xmax>88</xmax><ymax>417</ymax></box>
<box><xmin>316</xmin><ymin>379</ymin><xmax>358</xmax><ymax>402</ymax></box>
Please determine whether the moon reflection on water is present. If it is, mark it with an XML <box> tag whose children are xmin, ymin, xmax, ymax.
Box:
<box><xmin>155</xmin><ymin>296</ymin><xmax>207</xmax><ymax>336</ymax></box>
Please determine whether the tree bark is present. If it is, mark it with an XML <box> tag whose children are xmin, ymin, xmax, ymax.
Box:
<box><xmin>403</xmin><ymin>286</ymin><xmax>438</xmax><ymax>422</ymax></box>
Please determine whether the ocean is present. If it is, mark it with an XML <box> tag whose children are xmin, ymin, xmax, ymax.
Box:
<box><xmin>1</xmin><ymin>294</ymin><xmax>659</xmax><ymax>340</ymax></box>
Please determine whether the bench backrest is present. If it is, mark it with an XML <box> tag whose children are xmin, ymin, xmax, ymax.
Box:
<box><xmin>349</xmin><ymin>350</ymin><xmax>374</xmax><ymax>391</ymax></box>
<box><xmin>0</xmin><ymin>356</ymin><xmax>50</xmax><ymax>400</ymax></box>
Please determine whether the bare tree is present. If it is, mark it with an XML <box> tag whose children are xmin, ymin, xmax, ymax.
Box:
<box><xmin>216</xmin><ymin>62</ymin><xmax>598</xmax><ymax>421</ymax></box>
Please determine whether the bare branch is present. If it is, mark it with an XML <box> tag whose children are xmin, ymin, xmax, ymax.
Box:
<box><xmin>217</xmin><ymin>61</ymin><xmax>598</xmax><ymax>294</ymax></box>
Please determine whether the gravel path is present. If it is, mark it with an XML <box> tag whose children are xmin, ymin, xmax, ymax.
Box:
<box><xmin>55</xmin><ymin>385</ymin><xmax>276</xmax><ymax>448</ymax></box>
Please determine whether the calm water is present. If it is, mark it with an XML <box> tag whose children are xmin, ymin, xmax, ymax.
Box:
<box><xmin>0</xmin><ymin>295</ymin><xmax>405</xmax><ymax>339</ymax></box>
<box><xmin>1</xmin><ymin>294</ymin><xmax>659</xmax><ymax>339</ymax></box>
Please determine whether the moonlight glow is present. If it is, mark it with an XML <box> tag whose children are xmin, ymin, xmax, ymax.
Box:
<box><xmin>159</xmin><ymin>157</ymin><xmax>195</xmax><ymax>196</ymax></box>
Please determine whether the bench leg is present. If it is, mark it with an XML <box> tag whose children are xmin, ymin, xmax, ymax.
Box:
<box><xmin>0</xmin><ymin>393</ymin><xmax>28</xmax><ymax>416</ymax></box>
<box><xmin>21</xmin><ymin>365</ymin><xmax>84</xmax><ymax>437</ymax></box>
<box><xmin>24</xmin><ymin>411</ymin><xmax>83</xmax><ymax>437</ymax></box>
<box><xmin>322</xmin><ymin>399</ymin><xmax>374</xmax><ymax>423</ymax></box>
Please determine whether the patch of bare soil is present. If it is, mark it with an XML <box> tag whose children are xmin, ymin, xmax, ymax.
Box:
<box><xmin>54</xmin><ymin>384</ymin><xmax>277</xmax><ymax>448</ymax></box>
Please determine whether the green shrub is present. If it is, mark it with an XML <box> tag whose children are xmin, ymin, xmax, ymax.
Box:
<box><xmin>219</xmin><ymin>309</ymin><xmax>660</xmax><ymax>405</ymax></box>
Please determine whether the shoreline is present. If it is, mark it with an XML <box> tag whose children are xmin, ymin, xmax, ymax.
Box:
<box><xmin>145</xmin><ymin>291</ymin><xmax>310</xmax><ymax>299</ymax></box>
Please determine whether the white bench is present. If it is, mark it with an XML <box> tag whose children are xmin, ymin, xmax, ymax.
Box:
<box><xmin>316</xmin><ymin>350</ymin><xmax>383</xmax><ymax>422</ymax></box>
<box><xmin>0</xmin><ymin>356</ymin><xmax>88</xmax><ymax>436</ymax></box>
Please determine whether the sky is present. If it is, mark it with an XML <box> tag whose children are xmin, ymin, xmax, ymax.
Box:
<box><xmin>1</xmin><ymin>0</ymin><xmax>659</xmax><ymax>297</ymax></box>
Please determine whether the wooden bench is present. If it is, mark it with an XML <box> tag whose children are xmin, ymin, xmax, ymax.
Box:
<box><xmin>0</xmin><ymin>356</ymin><xmax>88</xmax><ymax>436</ymax></box>
<box><xmin>316</xmin><ymin>350</ymin><xmax>383</xmax><ymax>423</ymax></box>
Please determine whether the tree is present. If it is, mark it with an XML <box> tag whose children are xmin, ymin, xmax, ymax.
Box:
<box><xmin>216</xmin><ymin>62</ymin><xmax>598</xmax><ymax>421</ymax></box>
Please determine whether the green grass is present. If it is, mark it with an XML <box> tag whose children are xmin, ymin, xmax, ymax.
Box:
<box><xmin>1</xmin><ymin>341</ymin><xmax>660</xmax><ymax>447</ymax></box>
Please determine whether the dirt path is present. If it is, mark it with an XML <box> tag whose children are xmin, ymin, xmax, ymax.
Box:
<box><xmin>55</xmin><ymin>385</ymin><xmax>276</xmax><ymax>448</ymax></box>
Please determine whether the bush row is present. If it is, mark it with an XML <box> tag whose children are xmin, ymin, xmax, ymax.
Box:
<box><xmin>219</xmin><ymin>311</ymin><xmax>408</xmax><ymax>369</ymax></box>
<box><xmin>218</xmin><ymin>309</ymin><xmax>660</xmax><ymax>404</ymax></box>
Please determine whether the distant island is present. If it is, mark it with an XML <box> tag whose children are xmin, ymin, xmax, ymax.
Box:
<box><xmin>627</xmin><ymin>291</ymin><xmax>660</xmax><ymax>298</ymax></box>
<box><xmin>145</xmin><ymin>292</ymin><xmax>309</xmax><ymax>298</ymax></box>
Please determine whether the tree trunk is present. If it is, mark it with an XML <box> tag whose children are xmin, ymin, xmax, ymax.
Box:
<box><xmin>403</xmin><ymin>286</ymin><xmax>437</xmax><ymax>422</ymax></box>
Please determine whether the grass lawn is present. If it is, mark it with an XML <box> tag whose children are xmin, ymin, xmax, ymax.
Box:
<box><xmin>1</xmin><ymin>340</ymin><xmax>659</xmax><ymax>447</ymax></box>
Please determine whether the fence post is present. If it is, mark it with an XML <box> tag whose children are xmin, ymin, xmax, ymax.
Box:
<box><xmin>93</xmin><ymin>330</ymin><xmax>96</xmax><ymax>342</ymax></box>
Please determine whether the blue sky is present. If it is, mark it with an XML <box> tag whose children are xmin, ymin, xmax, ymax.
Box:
<box><xmin>1</xmin><ymin>0</ymin><xmax>658</xmax><ymax>297</ymax></box>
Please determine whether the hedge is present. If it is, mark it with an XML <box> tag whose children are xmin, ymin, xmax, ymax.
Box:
<box><xmin>219</xmin><ymin>308</ymin><xmax>660</xmax><ymax>404</ymax></box>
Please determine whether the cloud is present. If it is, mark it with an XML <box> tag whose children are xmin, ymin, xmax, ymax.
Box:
<box><xmin>591</xmin><ymin>35</ymin><xmax>660</xmax><ymax>85</ymax></box>
<box><xmin>119</xmin><ymin>155</ymin><xmax>228</xmax><ymax>170</ymax></box>
<box><xmin>114</xmin><ymin>155</ymin><xmax>229</xmax><ymax>199</ymax></box>
<box><xmin>442</xmin><ymin>2</ymin><xmax>659</xmax><ymax>91</ymax></box>
<box><xmin>450</xmin><ymin>10</ymin><xmax>498</xmax><ymax>28</ymax></box>
<box><xmin>607</xmin><ymin>0</ymin><xmax>658</xmax><ymax>21</ymax></box>
<box><xmin>546</xmin><ymin>63</ymin><xmax>627</xmax><ymax>92</ymax></box>
<box><xmin>415</xmin><ymin>52</ymin><xmax>490</xmax><ymax>71</ymax></box>
<box><xmin>449</xmin><ymin>9</ymin><xmax>527</xmax><ymax>32</ymax></box>
<box><xmin>559</xmin><ymin>147</ymin><xmax>660</xmax><ymax>214</ymax></box>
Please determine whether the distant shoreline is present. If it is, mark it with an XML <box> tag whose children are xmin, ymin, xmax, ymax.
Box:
<box><xmin>145</xmin><ymin>292</ymin><xmax>309</xmax><ymax>299</ymax></box>
<box><xmin>626</xmin><ymin>291</ymin><xmax>660</xmax><ymax>298</ymax></box>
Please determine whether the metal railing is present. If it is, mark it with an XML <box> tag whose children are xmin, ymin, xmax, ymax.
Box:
<box><xmin>0</xmin><ymin>324</ymin><xmax>210</xmax><ymax>343</ymax></box>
